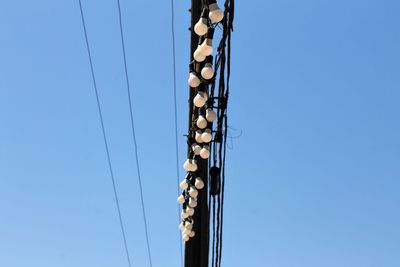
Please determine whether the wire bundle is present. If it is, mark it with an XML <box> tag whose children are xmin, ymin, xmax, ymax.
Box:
<box><xmin>177</xmin><ymin>0</ymin><xmax>234</xmax><ymax>265</ymax></box>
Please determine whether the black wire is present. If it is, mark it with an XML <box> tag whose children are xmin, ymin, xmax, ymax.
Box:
<box><xmin>115</xmin><ymin>1</ymin><xmax>153</xmax><ymax>266</ymax></box>
<box><xmin>78</xmin><ymin>1</ymin><xmax>133</xmax><ymax>266</ymax></box>
<box><xmin>170</xmin><ymin>0</ymin><xmax>184</xmax><ymax>266</ymax></box>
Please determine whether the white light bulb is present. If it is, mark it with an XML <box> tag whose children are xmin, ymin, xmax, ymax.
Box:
<box><xmin>195</xmin><ymin>130</ymin><xmax>204</xmax><ymax>144</ymax></box>
<box><xmin>183</xmin><ymin>159</ymin><xmax>192</xmax><ymax>172</ymax></box>
<box><xmin>180</xmin><ymin>179</ymin><xmax>189</xmax><ymax>190</ymax></box>
<box><xmin>189</xmin><ymin>231</ymin><xmax>195</xmax><ymax>238</ymax></box>
<box><xmin>196</xmin><ymin>115</ymin><xmax>208</xmax><ymax>129</ymax></box>
<box><xmin>201</xmin><ymin>129</ymin><xmax>212</xmax><ymax>143</ymax></box>
<box><xmin>185</xmin><ymin>221</ymin><xmax>193</xmax><ymax>230</ymax></box>
<box><xmin>190</xmin><ymin>159</ymin><xmax>198</xmax><ymax>172</ymax></box>
<box><xmin>188</xmin><ymin>72</ymin><xmax>201</xmax><ymax>88</ymax></box>
<box><xmin>194</xmin><ymin>18</ymin><xmax>208</xmax><ymax>36</ymax></box>
<box><xmin>181</xmin><ymin>210</ymin><xmax>189</xmax><ymax>219</ymax></box>
<box><xmin>189</xmin><ymin>197</ymin><xmax>198</xmax><ymax>208</ymax></box>
<box><xmin>187</xmin><ymin>207</ymin><xmax>195</xmax><ymax>216</ymax></box>
<box><xmin>200</xmin><ymin>145</ymin><xmax>210</xmax><ymax>159</ymax></box>
<box><xmin>189</xmin><ymin>186</ymin><xmax>198</xmax><ymax>198</ymax></box>
<box><xmin>201</xmin><ymin>63</ymin><xmax>214</xmax><ymax>80</ymax></box>
<box><xmin>193</xmin><ymin>92</ymin><xmax>207</xmax><ymax>108</ymax></box>
<box><xmin>192</xmin><ymin>143</ymin><xmax>202</xmax><ymax>155</ymax></box>
<box><xmin>177</xmin><ymin>195</ymin><xmax>185</xmax><ymax>204</ymax></box>
<box><xmin>182</xmin><ymin>234</ymin><xmax>190</xmax><ymax>242</ymax></box>
<box><xmin>195</xmin><ymin>177</ymin><xmax>205</xmax><ymax>189</ymax></box>
<box><xmin>179</xmin><ymin>222</ymin><xmax>185</xmax><ymax>231</ymax></box>
<box><xmin>193</xmin><ymin>48</ymin><xmax>206</xmax><ymax>62</ymax></box>
<box><xmin>200</xmin><ymin>39</ymin><xmax>213</xmax><ymax>56</ymax></box>
<box><xmin>209</xmin><ymin>3</ymin><xmax>224</xmax><ymax>23</ymax></box>
<box><xmin>206</xmin><ymin>108</ymin><xmax>217</xmax><ymax>122</ymax></box>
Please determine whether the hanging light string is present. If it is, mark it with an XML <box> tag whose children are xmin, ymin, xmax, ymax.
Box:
<box><xmin>115</xmin><ymin>0</ymin><xmax>153</xmax><ymax>266</ymax></box>
<box><xmin>170</xmin><ymin>0</ymin><xmax>184</xmax><ymax>266</ymax></box>
<box><xmin>78</xmin><ymin>1</ymin><xmax>133</xmax><ymax>266</ymax></box>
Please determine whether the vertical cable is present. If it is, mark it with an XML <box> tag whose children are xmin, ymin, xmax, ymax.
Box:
<box><xmin>115</xmin><ymin>0</ymin><xmax>153</xmax><ymax>266</ymax></box>
<box><xmin>78</xmin><ymin>1</ymin><xmax>132</xmax><ymax>266</ymax></box>
<box><xmin>170</xmin><ymin>0</ymin><xmax>184</xmax><ymax>266</ymax></box>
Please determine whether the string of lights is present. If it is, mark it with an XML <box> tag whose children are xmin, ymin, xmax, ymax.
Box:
<box><xmin>77</xmin><ymin>1</ymin><xmax>133</xmax><ymax>266</ymax></box>
<box><xmin>177</xmin><ymin>1</ymin><xmax>234</xmax><ymax>266</ymax></box>
<box><xmin>170</xmin><ymin>0</ymin><xmax>184</xmax><ymax>266</ymax></box>
<box><xmin>115</xmin><ymin>0</ymin><xmax>153</xmax><ymax>266</ymax></box>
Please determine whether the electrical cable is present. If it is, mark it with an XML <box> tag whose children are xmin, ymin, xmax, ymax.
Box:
<box><xmin>78</xmin><ymin>1</ymin><xmax>133</xmax><ymax>266</ymax></box>
<box><xmin>170</xmin><ymin>0</ymin><xmax>184</xmax><ymax>266</ymax></box>
<box><xmin>115</xmin><ymin>0</ymin><xmax>153</xmax><ymax>266</ymax></box>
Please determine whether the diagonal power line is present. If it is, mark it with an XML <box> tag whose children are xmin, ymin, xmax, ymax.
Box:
<box><xmin>170</xmin><ymin>0</ymin><xmax>184</xmax><ymax>266</ymax></box>
<box><xmin>115</xmin><ymin>1</ymin><xmax>153</xmax><ymax>266</ymax></box>
<box><xmin>78</xmin><ymin>1</ymin><xmax>133</xmax><ymax>267</ymax></box>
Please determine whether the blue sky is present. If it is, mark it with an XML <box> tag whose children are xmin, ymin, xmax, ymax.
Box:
<box><xmin>1</xmin><ymin>0</ymin><xmax>400</xmax><ymax>266</ymax></box>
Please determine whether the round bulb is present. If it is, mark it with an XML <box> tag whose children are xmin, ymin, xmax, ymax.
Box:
<box><xmin>200</xmin><ymin>39</ymin><xmax>213</xmax><ymax>56</ymax></box>
<box><xmin>189</xmin><ymin>186</ymin><xmax>198</xmax><ymax>198</ymax></box>
<box><xmin>189</xmin><ymin>231</ymin><xmax>195</xmax><ymax>238</ymax></box>
<box><xmin>196</xmin><ymin>115</ymin><xmax>207</xmax><ymax>129</ymax></box>
<box><xmin>188</xmin><ymin>72</ymin><xmax>201</xmax><ymax>87</ymax></box>
<box><xmin>201</xmin><ymin>63</ymin><xmax>214</xmax><ymax>80</ymax></box>
<box><xmin>181</xmin><ymin>210</ymin><xmax>189</xmax><ymax>219</ymax></box>
<box><xmin>195</xmin><ymin>130</ymin><xmax>204</xmax><ymax>144</ymax></box>
<box><xmin>193</xmin><ymin>48</ymin><xmax>206</xmax><ymax>62</ymax></box>
<box><xmin>195</xmin><ymin>177</ymin><xmax>205</xmax><ymax>189</ymax></box>
<box><xmin>201</xmin><ymin>129</ymin><xmax>212</xmax><ymax>143</ymax></box>
<box><xmin>180</xmin><ymin>179</ymin><xmax>189</xmax><ymax>190</ymax></box>
<box><xmin>187</xmin><ymin>207</ymin><xmax>195</xmax><ymax>216</ymax></box>
<box><xmin>177</xmin><ymin>195</ymin><xmax>185</xmax><ymax>204</ymax></box>
<box><xmin>190</xmin><ymin>159</ymin><xmax>198</xmax><ymax>172</ymax></box>
<box><xmin>200</xmin><ymin>145</ymin><xmax>210</xmax><ymax>159</ymax></box>
<box><xmin>183</xmin><ymin>159</ymin><xmax>192</xmax><ymax>172</ymax></box>
<box><xmin>206</xmin><ymin>108</ymin><xmax>217</xmax><ymax>122</ymax></box>
<box><xmin>185</xmin><ymin>221</ymin><xmax>193</xmax><ymax>230</ymax></box>
<box><xmin>179</xmin><ymin>222</ymin><xmax>185</xmax><ymax>231</ymax></box>
<box><xmin>209</xmin><ymin>3</ymin><xmax>224</xmax><ymax>23</ymax></box>
<box><xmin>192</xmin><ymin>143</ymin><xmax>201</xmax><ymax>155</ymax></box>
<box><xmin>189</xmin><ymin>197</ymin><xmax>198</xmax><ymax>207</ymax></box>
<box><xmin>194</xmin><ymin>18</ymin><xmax>208</xmax><ymax>36</ymax></box>
<box><xmin>193</xmin><ymin>92</ymin><xmax>207</xmax><ymax>108</ymax></box>
<box><xmin>182</xmin><ymin>234</ymin><xmax>190</xmax><ymax>242</ymax></box>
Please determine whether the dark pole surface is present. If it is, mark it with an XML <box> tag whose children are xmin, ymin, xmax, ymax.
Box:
<box><xmin>185</xmin><ymin>0</ymin><xmax>210</xmax><ymax>266</ymax></box>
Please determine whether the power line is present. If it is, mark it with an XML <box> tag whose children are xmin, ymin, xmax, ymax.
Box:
<box><xmin>115</xmin><ymin>1</ymin><xmax>153</xmax><ymax>266</ymax></box>
<box><xmin>170</xmin><ymin>0</ymin><xmax>184</xmax><ymax>266</ymax></box>
<box><xmin>77</xmin><ymin>1</ymin><xmax>133</xmax><ymax>267</ymax></box>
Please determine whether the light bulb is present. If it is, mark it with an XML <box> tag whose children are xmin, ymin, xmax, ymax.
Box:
<box><xmin>193</xmin><ymin>92</ymin><xmax>207</xmax><ymax>108</ymax></box>
<box><xmin>209</xmin><ymin>2</ymin><xmax>224</xmax><ymax>23</ymax></box>
<box><xmin>200</xmin><ymin>39</ymin><xmax>213</xmax><ymax>56</ymax></box>
<box><xmin>185</xmin><ymin>221</ymin><xmax>193</xmax><ymax>230</ymax></box>
<box><xmin>201</xmin><ymin>129</ymin><xmax>212</xmax><ymax>143</ymax></box>
<box><xmin>200</xmin><ymin>145</ymin><xmax>210</xmax><ymax>159</ymax></box>
<box><xmin>177</xmin><ymin>194</ymin><xmax>185</xmax><ymax>204</ymax></box>
<box><xmin>189</xmin><ymin>231</ymin><xmax>195</xmax><ymax>238</ymax></box>
<box><xmin>181</xmin><ymin>210</ymin><xmax>189</xmax><ymax>219</ymax></box>
<box><xmin>195</xmin><ymin>130</ymin><xmax>204</xmax><ymax>143</ymax></box>
<box><xmin>206</xmin><ymin>108</ymin><xmax>217</xmax><ymax>122</ymax></box>
<box><xmin>179</xmin><ymin>222</ymin><xmax>185</xmax><ymax>231</ymax></box>
<box><xmin>183</xmin><ymin>159</ymin><xmax>192</xmax><ymax>172</ymax></box>
<box><xmin>188</xmin><ymin>72</ymin><xmax>201</xmax><ymax>87</ymax></box>
<box><xmin>195</xmin><ymin>177</ymin><xmax>205</xmax><ymax>189</ymax></box>
<box><xmin>196</xmin><ymin>115</ymin><xmax>207</xmax><ymax>129</ymax></box>
<box><xmin>193</xmin><ymin>47</ymin><xmax>206</xmax><ymax>62</ymax></box>
<box><xmin>182</xmin><ymin>234</ymin><xmax>190</xmax><ymax>242</ymax></box>
<box><xmin>189</xmin><ymin>186</ymin><xmax>198</xmax><ymax>198</ymax></box>
<box><xmin>180</xmin><ymin>179</ymin><xmax>189</xmax><ymax>190</ymax></box>
<box><xmin>201</xmin><ymin>63</ymin><xmax>214</xmax><ymax>80</ymax></box>
<box><xmin>190</xmin><ymin>159</ymin><xmax>198</xmax><ymax>172</ymax></box>
<box><xmin>189</xmin><ymin>197</ymin><xmax>198</xmax><ymax>207</ymax></box>
<box><xmin>187</xmin><ymin>207</ymin><xmax>195</xmax><ymax>216</ymax></box>
<box><xmin>192</xmin><ymin>143</ymin><xmax>201</xmax><ymax>155</ymax></box>
<box><xmin>194</xmin><ymin>9</ymin><xmax>209</xmax><ymax>36</ymax></box>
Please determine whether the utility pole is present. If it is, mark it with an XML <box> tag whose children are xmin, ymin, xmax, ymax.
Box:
<box><xmin>185</xmin><ymin>0</ymin><xmax>210</xmax><ymax>266</ymax></box>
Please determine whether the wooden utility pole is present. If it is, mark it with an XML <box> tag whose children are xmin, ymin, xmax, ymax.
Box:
<box><xmin>185</xmin><ymin>0</ymin><xmax>210</xmax><ymax>266</ymax></box>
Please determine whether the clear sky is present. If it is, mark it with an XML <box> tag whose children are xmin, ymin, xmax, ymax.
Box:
<box><xmin>1</xmin><ymin>0</ymin><xmax>400</xmax><ymax>266</ymax></box>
